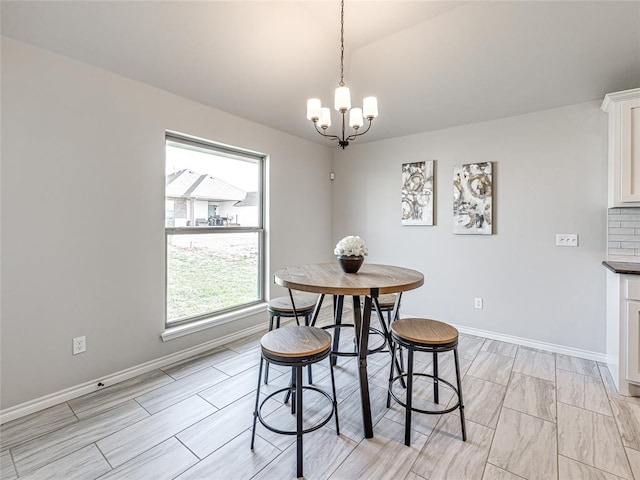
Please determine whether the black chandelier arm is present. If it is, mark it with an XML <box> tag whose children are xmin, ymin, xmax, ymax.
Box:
<box><xmin>312</xmin><ymin>115</ymin><xmax>373</xmax><ymax>149</ymax></box>
<box><xmin>312</xmin><ymin>121</ymin><xmax>342</xmax><ymax>142</ymax></box>
<box><xmin>345</xmin><ymin>118</ymin><xmax>374</xmax><ymax>142</ymax></box>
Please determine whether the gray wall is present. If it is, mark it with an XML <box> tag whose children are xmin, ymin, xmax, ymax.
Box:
<box><xmin>1</xmin><ymin>38</ymin><xmax>333</xmax><ymax>409</ymax></box>
<box><xmin>0</xmin><ymin>36</ymin><xmax>612</xmax><ymax>411</ymax></box>
<box><xmin>331</xmin><ymin>101</ymin><xmax>608</xmax><ymax>352</ymax></box>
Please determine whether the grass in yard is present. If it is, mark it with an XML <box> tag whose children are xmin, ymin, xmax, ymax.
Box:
<box><xmin>167</xmin><ymin>233</ymin><xmax>259</xmax><ymax>322</ymax></box>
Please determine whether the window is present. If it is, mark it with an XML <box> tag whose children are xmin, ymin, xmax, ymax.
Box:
<box><xmin>165</xmin><ymin>133</ymin><xmax>265</xmax><ymax>326</ymax></box>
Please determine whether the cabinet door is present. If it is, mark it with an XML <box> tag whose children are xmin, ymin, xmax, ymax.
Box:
<box><xmin>620</xmin><ymin>98</ymin><xmax>640</xmax><ymax>202</ymax></box>
<box><xmin>627</xmin><ymin>301</ymin><xmax>640</xmax><ymax>383</ymax></box>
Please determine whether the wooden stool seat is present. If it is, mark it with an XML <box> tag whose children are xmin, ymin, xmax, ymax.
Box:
<box><xmin>261</xmin><ymin>326</ymin><xmax>332</xmax><ymax>359</ymax></box>
<box><xmin>267</xmin><ymin>295</ymin><xmax>317</xmax><ymax>313</ymax></box>
<box><xmin>392</xmin><ymin>318</ymin><xmax>458</xmax><ymax>345</ymax></box>
<box><xmin>265</xmin><ymin>295</ymin><xmax>318</xmax><ymax>385</ymax></box>
<box><xmin>375</xmin><ymin>293</ymin><xmax>398</xmax><ymax>308</ymax></box>
<box><xmin>366</xmin><ymin>293</ymin><xmax>400</xmax><ymax>328</ymax></box>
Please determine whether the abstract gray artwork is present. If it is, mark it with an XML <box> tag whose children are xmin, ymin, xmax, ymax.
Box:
<box><xmin>453</xmin><ymin>162</ymin><xmax>493</xmax><ymax>235</ymax></box>
<box><xmin>401</xmin><ymin>161</ymin><xmax>434</xmax><ymax>226</ymax></box>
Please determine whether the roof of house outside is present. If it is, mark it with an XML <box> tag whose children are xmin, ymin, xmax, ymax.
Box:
<box><xmin>234</xmin><ymin>191</ymin><xmax>257</xmax><ymax>207</ymax></box>
<box><xmin>166</xmin><ymin>169</ymin><xmax>246</xmax><ymax>201</ymax></box>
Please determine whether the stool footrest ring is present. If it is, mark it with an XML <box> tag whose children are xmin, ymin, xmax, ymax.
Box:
<box><xmin>389</xmin><ymin>372</ymin><xmax>461</xmax><ymax>415</ymax></box>
<box><xmin>257</xmin><ymin>386</ymin><xmax>335</xmax><ymax>436</ymax></box>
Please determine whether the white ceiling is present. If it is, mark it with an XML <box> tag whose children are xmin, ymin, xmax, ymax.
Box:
<box><xmin>2</xmin><ymin>1</ymin><xmax>639</xmax><ymax>146</ymax></box>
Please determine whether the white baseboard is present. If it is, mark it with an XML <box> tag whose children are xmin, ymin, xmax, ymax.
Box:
<box><xmin>2</xmin><ymin>317</ymin><xmax>607</xmax><ymax>424</ymax></box>
<box><xmin>0</xmin><ymin>322</ymin><xmax>268</xmax><ymax>425</ymax></box>
<box><xmin>303</xmin><ymin>315</ymin><xmax>606</xmax><ymax>362</ymax></box>
<box><xmin>448</xmin><ymin>322</ymin><xmax>606</xmax><ymax>363</ymax></box>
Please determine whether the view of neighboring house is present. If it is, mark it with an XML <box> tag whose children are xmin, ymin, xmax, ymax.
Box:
<box><xmin>165</xmin><ymin>169</ymin><xmax>257</xmax><ymax>227</ymax></box>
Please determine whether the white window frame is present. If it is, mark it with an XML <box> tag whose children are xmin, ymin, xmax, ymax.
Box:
<box><xmin>164</xmin><ymin>132</ymin><xmax>266</xmax><ymax>333</ymax></box>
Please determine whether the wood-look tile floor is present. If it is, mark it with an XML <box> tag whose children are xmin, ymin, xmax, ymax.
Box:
<box><xmin>2</xmin><ymin>306</ymin><xmax>640</xmax><ymax>479</ymax></box>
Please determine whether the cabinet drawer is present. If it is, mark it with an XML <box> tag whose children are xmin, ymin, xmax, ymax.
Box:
<box><xmin>627</xmin><ymin>279</ymin><xmax>640</xmax><ymax>300</ymax></box>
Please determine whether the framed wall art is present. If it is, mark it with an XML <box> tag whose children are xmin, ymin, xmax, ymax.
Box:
<box><xmin>401</xmin><ymin>160</ymin><xmax>434</xmax><ymax>226</ymax></box>
<box><xmin>453</xmin><ymin>162</ymin><xmax>492</xmax><ymax>235</ymax></box>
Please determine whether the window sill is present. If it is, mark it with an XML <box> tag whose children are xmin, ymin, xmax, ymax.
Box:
<box><xmin>161</xmin><ymin>302</ymin><xmax>267</xmax><ymax>341</ymax></box>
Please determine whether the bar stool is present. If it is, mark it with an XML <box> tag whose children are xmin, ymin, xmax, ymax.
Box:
<box><xmin>251</xmin><ymin>326</ymin><xmax>339</xmax><ymax>478</ymax></box>
<box><xmin>387</xmin><ymin>318</ymin><xmax>466</xmax><ymax>446</ymax></box>
<box><xmin>268</xmin><ymin>295</ymin><xmax>317</xmax><ymax>330</ymax></box>
<box><xmin>371</xmin><ymin>293</ymin><xmax>401</xmax><ymax>325</ymax></box>
<box><xmin>265</xmin><ymin>294</ymin><xmax>317</xmax><ymax>384</ymax></box>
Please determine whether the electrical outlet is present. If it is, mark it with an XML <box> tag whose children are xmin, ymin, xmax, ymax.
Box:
<box><xmin>556</xmin><ymin>234</ymin><xmax>579</xmax><ymax>247</ymax></box>
<box><xmin>474</xmin><ymin>297</ymin><xmax>483</xmax><ymax>309</ymax></box>
<box><xmin>73</xmin><ymin>336</ymin><xmax>86</xmax><ymax>355</ymax></box>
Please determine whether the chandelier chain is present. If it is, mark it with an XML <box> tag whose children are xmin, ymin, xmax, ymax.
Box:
<box><xmin>339</xmin><ymin>0</ymin><xmax>345</xmax><ymax>87</ymax></box>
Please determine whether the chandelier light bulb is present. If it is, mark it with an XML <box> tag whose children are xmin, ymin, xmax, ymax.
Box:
<box><xmin>307</xmin><ymin>98</ymin><xmax>322</xmax><ymax>121</ymax></box>
<box><xmin>349</xmin><ymin>108</ymin><xmax>363</xmax><ymax>129</ymax></box>
<box><xmin>320</xmin><ymin>108</ymin><xmax>332</xmax><ymax>128</ymax></box>
<box><xmin>363</xmin><ymin>97</ymin><xmax>378</xmax><ymax>119</ymax></box>
<box><xmin>334</xmin><ymin>86</ymin><xmax>351</xmax><ymax>112</ymax></box>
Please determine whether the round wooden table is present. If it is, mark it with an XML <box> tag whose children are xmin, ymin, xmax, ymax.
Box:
<box><xmin>273</xmin><ymin>263</ymin><xmax>424</xmax><ymax>438</ymax></box>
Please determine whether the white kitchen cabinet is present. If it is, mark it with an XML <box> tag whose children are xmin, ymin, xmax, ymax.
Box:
<box><xmin>606</xmin><ymin>268</ymin><xmax>640</xmax><ymax>395</ymax></box>
<box><xmin>602</xmin><ymin>88</ymin><xmax>640</xmax><ymax>207</ymax></box>
<box><xmin>627</xmin><ymin>300</ymin><xmax>640</xmax><ymax>383</ymax></box>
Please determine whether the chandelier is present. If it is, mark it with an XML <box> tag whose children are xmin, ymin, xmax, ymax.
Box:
<box><xmin>306</xmin><ymin>0</ymin><xmax>378</xmax><ymax>149</ymax></box>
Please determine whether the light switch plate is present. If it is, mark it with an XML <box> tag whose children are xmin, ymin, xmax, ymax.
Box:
<box><xmin>556</xmin><ymin>234</ymin><xmax>578</xmax><ymax>247</ymax></box>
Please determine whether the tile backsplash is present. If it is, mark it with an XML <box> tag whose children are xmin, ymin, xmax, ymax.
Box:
<box><xmin>608</xmin><ymin>208</ymin><xmax>640</xmax><ymax>262</ymax></box>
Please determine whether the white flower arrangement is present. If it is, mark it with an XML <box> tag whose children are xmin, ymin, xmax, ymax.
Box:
<box><xmin>334</xmin><ymin>235</ymin><xmax>368</xmax><ymax>257</ymax></box>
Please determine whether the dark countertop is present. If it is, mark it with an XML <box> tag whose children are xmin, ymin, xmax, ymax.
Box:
<box><xmin>603</xmin><ymin>261</ymin><xmax>640</xmax><ymax>275</ymax></box>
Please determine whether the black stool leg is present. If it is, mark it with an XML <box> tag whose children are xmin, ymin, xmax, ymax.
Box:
<box><xmin>387</xmin><ymin>340</ymin><xmax>397</xmax><ymax>408</ymax></box>
<box><xmin>373</xmin><ymin>298</ymin><xmax>405</xmax><ymax>389</ymax></box>
<box><xmin>295</xmin><ymin>365</ymin><xmax>304</xmax><ymax>478</ymax></box>
<box><xmin>251</xmin><ymin>357</ymin><xmax>265</xmax><ymax>449</ymax></box>
<box><xmin>264</xmin><ymin>313</ymin><xmax>275</xmax><ymax>385</ymax></box>
<box><xmin>390</xmin><ymin>298</ymin><xmax>404</xmax><ymax>376</ymax></box>
<box><xmin>281</xmin><ymin>309</ymin><xmax>314</xmax><ymax>402</ymax></box>
<box><xmin>305</xmin><ymin>313</ymin><xmax>313</xmax><ymax>385</ymax></box>
<box><xmin>329</xmin><ymin>357</ymin><xmax>340</xmax><ymax>436</ymax></box>
<box><xmin>454</xmin><ymin>347</ymin><xmax>467</xmax><ymax>441</ymax></box>
<box><xmin>405</xmin><ymin>346</ymin><xmax>414</xmax><ymax>446</ymax></box>
<box><xmin>290</xmin><ymin>369</ymin><xmax>296</xmax><ymax>414</ymax></box>
<box><xmin>388</xmin><ymin>311</ymin><xmax>405</xmax><ymax>374</ymax></box>
<box><xmin>433</xmin><ymin>352</ymin><xmax>439</xmax><ymax>404</ymax></box>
